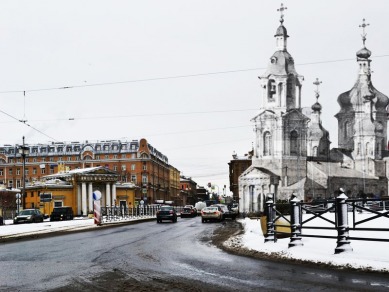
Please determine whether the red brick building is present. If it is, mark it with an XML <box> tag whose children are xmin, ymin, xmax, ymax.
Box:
<box><xmin>0</xmin><ymin>138</ymin><xmax>181</xmax><ymax>206</ymax></box>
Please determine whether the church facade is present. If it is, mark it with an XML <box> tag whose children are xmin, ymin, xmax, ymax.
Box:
<box><xmin>239</xmin><ymin>7</ymin><xmax>389</xmax><ymax>213</ymax></box>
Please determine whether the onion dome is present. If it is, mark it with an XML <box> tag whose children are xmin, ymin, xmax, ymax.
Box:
<box><xmin>356</xmin><ymin>47</ymin><xmax>371</xmax><ymax>59</ymax></box>
<box><xmin>275</xmin><ymin>25</ymin><xmax>289</xmax><ymax>38</ymax></box>
<box><xmin>311</xmin><ymin>101</ymin><xmax>322</xmax><ymax>112</ymax></box>
<box><xmin>312</xmin><ymin>78</ymin><xmax>322</xmax><ymax>112</ymax></box>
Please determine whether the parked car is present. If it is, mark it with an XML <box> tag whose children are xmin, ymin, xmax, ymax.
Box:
<box><xmin>181</xmin><ymin>205</ymin><xmax>197</xmax><ymax>218</ymax></box>
<box><xmin>201</xmin><ymin>206</ymin><xmax>222</xmax><ymax>223</ymax></box>
<box><xmin>212</xmin><ymin>204</ymin><xmax>237</xmax><ymax>220</ymax></box>
<box><xmin>157</xmin><ymin>205</ymin><xmax>178</xmax><ymax>223</ymax></box>
<box><xmin>50</xmin><ymin>206</ymin><xmax>74</xmax><ymax>221</ymax></box>
<box><xmin>14</xmin><ymin>209</ymin><xmax>44</xmax><ymax>224</ymax></box>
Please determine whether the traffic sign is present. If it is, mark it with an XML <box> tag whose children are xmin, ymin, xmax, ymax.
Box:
<box><xmin>93</xmin><ymin>190</ymin><xmax>102</xmax><ymax>201</ymax></box>
<box><xmin>16</xmin><ymin>193</ymin><xmax>21</xmax><ymax>199</ymax></box>
<box><xmin>16</xmin><ymin>199</ymin><xmax>21</xmax><ymax>205</ymax></box>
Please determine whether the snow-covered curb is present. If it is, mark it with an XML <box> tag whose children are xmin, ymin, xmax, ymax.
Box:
<box><xmin>223</xmin><ymin>218</ymin><xmax>389</xmax><ymax>273</ymax></box>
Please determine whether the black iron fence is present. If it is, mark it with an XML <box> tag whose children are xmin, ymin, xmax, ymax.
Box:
<box><xmin>265</xmin><ymin>194</ymin><xmax>389</xmax><ymax>253</ymax></box>
<box><xmin>100</xmin><ymin>205</ymin><xmax>184</xmax><ymax>223</ymax></box>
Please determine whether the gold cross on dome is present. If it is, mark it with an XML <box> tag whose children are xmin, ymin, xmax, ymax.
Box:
<box><xmin>313</xmin><ymin>78</ymin><xmax>322</xmax><ymax>99</ymax></box>
<box><xmin>359</xmin><ymin>18</ymin><xmax>370</xmax><ymax>46</ymax></box>
<box><xmin>277</xmin><ymin>3</ymin><xmax>287</xmax><ymax>24</ymax></box>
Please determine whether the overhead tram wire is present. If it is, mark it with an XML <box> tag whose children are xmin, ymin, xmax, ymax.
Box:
<box><xmin>0</xmin><ymin>108</ymin><xmax>58</xmax><ymax>142</ymax></box>
<box><xmin>0</xmin><ymin>54</ymin><xmax>388</xmax><ymax>95</ymax></box>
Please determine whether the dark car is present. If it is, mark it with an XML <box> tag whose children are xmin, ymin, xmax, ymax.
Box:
<box><xmin>212</xmin><ymin>204</ymin><xmax>237</xmax><ymax>220</ymax></box>
<box><xmin>180</xmin><ymin>205</ymin><xmax>197</xmax><ymax>218</ymax></box>
<box><xmin>14</xmin><ymin>209</ymin><xmax>44</xmax><ymax>224</ymax></box>
<box><xmin>50</xmin><ymin>206</ymin><xmax>74</xmax><ymax>221</ymax></box>
<box><xmin>157</xmin><ymin>205</ymin><xmax>177</xmax><ymax>223</ymax></box>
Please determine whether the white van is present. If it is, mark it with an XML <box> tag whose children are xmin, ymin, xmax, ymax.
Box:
<box><xmin>195</xmin><ymin>201</ymin><xmax>207</xmax><ymax>215</ymax></box>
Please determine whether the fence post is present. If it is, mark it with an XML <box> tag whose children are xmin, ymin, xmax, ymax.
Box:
<box><xmin>334</xmin><ymin>191</ymin><xmax>353</xmax><ymax>254</ymax></box>
<box><xmin>264</xmin><ymin>194</ymin><xmax>276</xmax><ymax>243</ymax></box>
<box><xmin>289</xmin><ymin>196</ymin><xmax>303</xmax><ymax>248</ymax></box>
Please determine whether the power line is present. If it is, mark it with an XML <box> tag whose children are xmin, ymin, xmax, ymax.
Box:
<box><xmin>3</xmin><ymin>108</ymin><xmax>258</xmax><ymax>123</ymax></box>
<box><xmin>1</xmin><ymin>54</ymin><xmax>388</xmax><ymax>95</ymax></box>
<box><xmin>0</xmin><ymin>109</ymin><xmax>58</xmax><ymax>141</ymax></box>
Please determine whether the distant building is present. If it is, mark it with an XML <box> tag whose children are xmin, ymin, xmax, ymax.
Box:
<box><xmin>239</xmin><ymin>8</ymin><xmax>389</xmax><ymax>214</ymax></box>
<box><xmin>179</xmin><ymin>176</ymin><xmax>197</xmax><ymax>206</ymax></box>
<box><xmin>228</xmin><ymin>151</ymin><xmax>252</xmax><ymax>202</ymax></box>
<box><xmin>196</xmin><ymin>186</ymin><xmax>209</xmax><ymax>202</ymax></box>
<box><xmin>0</xmin><ymin>138</ymin><xmax>180</xmax><ymax>207</ymax></box>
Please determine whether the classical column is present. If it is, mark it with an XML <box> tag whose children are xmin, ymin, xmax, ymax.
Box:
<box><xmin>112</xmin><ymin>183</ymin><xmax>117</xmax><ymax>206</ymax></box>
<box><xmin>88</xmin><ymin>182</ymin><xmax>93</xmax><ymax>212</ymax></box>
<box><xmin>106</xmin><ymin>183</ymin><xmax>111</xmax><ymax>206</ymax></box>
<box><xmin>82</xmin><ymin>182</ymin><xmax>87</xmax><ymax>216</ymax></box>
<box><xmin>77</xmin><ymin>184</ymin><xmax>82</xmax><ymax>215</ymax></box>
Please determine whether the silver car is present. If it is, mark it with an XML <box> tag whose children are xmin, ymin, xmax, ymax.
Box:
<box><xmin>201</xmin><ymin>206</ymin><xmax>222</xmax><ymax>223</ymax></box>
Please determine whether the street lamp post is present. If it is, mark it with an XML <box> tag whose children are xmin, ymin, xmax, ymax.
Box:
<box><xmin>18</xmin><ymin>136</ymin><xmax>29</xmax><ymax>210</ymax></box>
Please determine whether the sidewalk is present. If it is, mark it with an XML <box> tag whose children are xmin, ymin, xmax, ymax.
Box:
<box><xmin>0</xmin><ymin>216</ymin><xmax>155</xmax><ymax>241</ymax></box>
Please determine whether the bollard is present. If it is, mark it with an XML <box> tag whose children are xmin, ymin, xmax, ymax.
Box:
<box><xmin>289</xmin><ymin>196</ymin><xmax>303</xmax><ymax>248</ymax></box>
<box><xmin>264</xmin><ymin>194</ymin><xmax>276</xmax><ymax>243</ymax></box>
<box><xmin>334</xmin><ymin>192</ymin><xmax>353</xmax><ymax>254</ymax></box>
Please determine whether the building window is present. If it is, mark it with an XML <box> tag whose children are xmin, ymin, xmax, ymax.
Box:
<box><xmin>33</xmin><ymin>168</ymin><xmax>37</xmax><ymax>175</ymax></box>
<box><xmin>290</xmin><ymin>130</ymin><xmax>299</xmax><ymax>155</ymax></box>
<box><xmin>16</xmin><ymin>180</ymin><xmax>21</xmax><ymax>188</ymax></box>
<box><xmin>25</xmin><ymin>169</ymin><xmax>29</xmax><ymax>175</ymax></box>
<box><xmin>54</xmin><ymin>201</ymin><xmax>63</xmax><ymax>207</ymax></box>
<box><xmin>50</xmin><ymin>169</ymin><xmax>54</xmax><ymax>174</ymax></box>
<box><xmin>113</xmin><ymin>166</ymin><xmax>117</xmax><ymax>171</ymax></box>
<box><xmin>122</xmin><ymin>154</ymin><xmax>126</xmax><ymax>158</ymax></box>
<box><xmin>9</xmin><ymin>169</ymin><xmax>12</xmax><ymax>175</ymax></box>
<box><xmin>142</xmin><ymin>175</ymin><xmax>148</xmax><ymax>183</ymax></box>
<box><xmin>16</xmin><ymin>169</ymin><xmax>21</xmax><ymax>175</ymax></box>
<box><xmin>67</xmin><ymin>157</ymin><xmax>72</xmax><ymax>161</ymax></box>
<box><xmin>113</xmin><ymin>154</ymin><xmax>118</xmax><ymax>159</ymax></box>
<box><xmin>263</xmin><ymin>132</ymin><xmax>272</xmax><ymax>156</ymax></box>
<box><xmin>131</xmin><ymin>175</ymin><xmax>137</xmax><ymax>183</ymax></box>
<box><xmin>42</xmin><ymin>158</ymin><xmax>46</xmax><ymax>162</ymax></box>
<box><xmin>0</xmin><ymin>169</ymin><xmax>3</xmax><ymax>176</ymax></box>
<box><xmin>33</xmin><ymin>158</ymin><xmax>37</xmax><ymax>162</ymax></box>
<box><xmin>105</xmin><ymin>155</ymin><xmax>109</xmax><ymax>159</ymax></box>
<box><xmin>143</xmin><ymin>164</ymin><xmax>147</xmax><ymax>171</ymax></box>
<box><xmin>122</xmin><ymin>165</ymin><xmax>126</xmax><ymax>171</ymax></box>
<box><xmin>95</xmin><ymin>155</ymin><xmax>100</xmax><ymax>160</ymax></box>
<box><xmin>8</xmin><ymin>180</ymin><xmax>13</xmax><ymax>188</ymax></box>
<box><xmin>131</xmin><ymin>164</ymin><xmax>135</xmax><ymax>171</ymax></box>
<box><xmin>41</xmin><ymin>168</ymin><xmax>46</xmax><ymax>174</ymax></box>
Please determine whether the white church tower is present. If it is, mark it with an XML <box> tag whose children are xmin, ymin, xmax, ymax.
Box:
<box><xmin>251</xmin><ymin>4</ymin><xmax>307</xmax><ymax>187</ymax></box>
<box><xmin>335</xmin><ymin>19</ymin><xmax>389</xmax><ymax>175</ymax></box>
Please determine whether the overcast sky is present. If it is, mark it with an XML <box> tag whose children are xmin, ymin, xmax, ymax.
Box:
<box><xmin>0</xmin><ymin>0</ymin><xmax>388</xmax><ymax>191</ymax></box>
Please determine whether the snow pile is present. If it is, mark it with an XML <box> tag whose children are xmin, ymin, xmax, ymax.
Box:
<box><xmin>225</xmin><ymin>213</ymin><xmax>389</xmax><ymax>273</ymax></box>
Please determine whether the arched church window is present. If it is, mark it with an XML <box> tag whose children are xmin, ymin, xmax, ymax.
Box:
<box><xmin>290</xmin><ymin>130</ymin><xmax>299</xmax><ymax>155</ymax></box>
<box><xmin>268</xmin><ymin>79</ymin><xmax>276</xmax><ymax>100</ymax></box>
<box><xmin>263</xmin><ymin>132</ymin><xmax>272</xmax><ymax>156</ymax></box>
<box><xmin>312</xmin><ymin>146</ymin><xmax>318</xmax><ymax>157</ymax></box>
<box><xmin>344</xmin><ymin>121</ymin><xmax>350</xmax><ymax>139</ymax></box>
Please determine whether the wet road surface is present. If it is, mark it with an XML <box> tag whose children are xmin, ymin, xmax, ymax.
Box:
<box><xmin>0</xmin><ymin>217</ymin><xmax>388</xmax><ymax>291</ymax></box>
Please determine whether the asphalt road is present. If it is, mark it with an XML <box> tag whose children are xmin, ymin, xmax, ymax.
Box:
<box><xmin>0</xmin><ymin>217</ymin><xmax>388</xmax><ymax>291</ymax></box>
